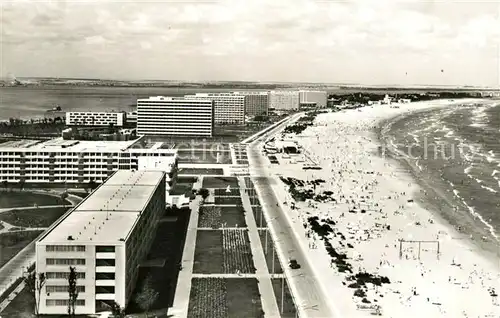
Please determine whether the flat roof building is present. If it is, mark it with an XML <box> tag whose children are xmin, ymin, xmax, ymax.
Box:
<box><xmin>185</xmin><ymin>93</ymin><xmax>246</xmax><ymax>125</ymax></box>
<box><xmin>66</xmin><ymin>112</ymin><xmax>125</xmax><ymax>127</ymax></box>
<box><xmin>137</xmin><ymin>96</ymin><xmax>214</xmax><ymax>137</ymax></box>
<box><xmin>232</xmin><ymin>91</ymin><xmax>269</xmax><ymax>117</ymax></box>
<box><xmin>299</xmin><ymin>90</ymin><xmax>327</xmax><ymax>108</ymax></box>
<box><xmin>0</xmin><ymin>138</ymin><xmax>178</xmax><ymax>189</ymax></box>
<box><xmin>269</xmin><ymin>91</ymin><xmax>300</xmax><ymax>111</ymax></box>
<box><xmin>36</xmin><ymin>170</ymin><xmax>166</xmax><ymax>315</ymax></box>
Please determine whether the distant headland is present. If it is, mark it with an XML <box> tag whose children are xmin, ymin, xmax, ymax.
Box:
<box><xmin>1</xmin><ymin>76</ymin><xmax>498</xmax><ymax>92</ymax></box>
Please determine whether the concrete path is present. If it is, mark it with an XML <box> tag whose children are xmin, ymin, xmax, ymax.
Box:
<box><xmin>0</xmin><ymin>235</ymin><xmax>38</xmax><ymax>309</ymax></box>
<box><xmin>0</xmin><ymin>280</ymin><xmax>25</xmax><ymax>313</ymax></box>
<box><xmin>0</xmin><ymin>204</ymin><xmax>72</xmax><ymax>214</ymax></box>
<box><xmin>247</xmin><ymin>115</ymin><xmax>336</xmax><ymax>318</ymax></box>
<box><xmin>229</xmin><ymin>144</ymin><xmax>238</xmax><ymax>165</ymax></box>
<box><xmin>239</xmin><ymin>177</ymin><xmax>281</xmax><ymax>318</ymax></box>
<box><xmin>170</xmin><ymin>177</ymin><xmax>203</xmax><ymax>318</ymax></box>
<box><xmin>0</xmin><ymin>193</ymin><xmax>82</xmax><ymax>312</ymax></box>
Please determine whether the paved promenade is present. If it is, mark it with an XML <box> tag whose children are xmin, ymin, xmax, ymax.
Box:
<box><xmin>247</xmin><ymin>115</ymin><xmax>336</xmax><ymax>318</ymax></box>
<box><xmin>170</xmin><ymin>178</ymin><xmax>203</xmax><ymax>318</ymax></box>
<box><xmin>239</xmin><ymin>177</ymin><xmax>281</xmax><ymax>318</ymax></box>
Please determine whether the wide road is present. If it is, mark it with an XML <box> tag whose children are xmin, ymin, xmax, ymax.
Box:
<box><xmin>247</xmin><ymin>115</ymin><xmax>336</xmax><ymax>318</ymax></box>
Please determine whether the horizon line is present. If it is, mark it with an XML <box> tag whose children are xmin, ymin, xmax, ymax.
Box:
<box><xmin>2</xmin><ymin>75</ymin><xmax>499</xmax><ymax>90</ymax></box>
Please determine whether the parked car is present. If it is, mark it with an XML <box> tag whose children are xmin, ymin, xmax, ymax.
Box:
<box><xmin>289</xmin><ymin>259</ymin><xmax>301</xmax><ymax>269</ymax></box>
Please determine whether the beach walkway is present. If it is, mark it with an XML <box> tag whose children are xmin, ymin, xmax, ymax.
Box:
<box><xmin>247</xmin><ymin>120</ymin><xmax>336</xmax><ymax>317</ymax></box>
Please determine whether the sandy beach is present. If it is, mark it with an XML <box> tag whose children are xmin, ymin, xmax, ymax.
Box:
<box><xmin>264</xmin><ymin>100</ymin><xmax>500</xmax><ymax>318</ymax></box>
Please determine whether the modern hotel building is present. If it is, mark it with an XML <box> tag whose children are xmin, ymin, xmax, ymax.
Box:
<box><xmin>0</xmin><ymin>138</ymin><xmax>177</xmax><ymax>191</ymax></box>
<box><xmin>36</xmin><ymin>170</ymin><xmax>166</xmax><ymax>315</ymax></box>
<box><xmin>269</xmin><ymin>91</ymin><xmax>300</xmax><ymax>111</ymax></box>
<box><xmin>232</xmin><ymin>91</ymin><xmax>269</xmax><ymax>117</ymax></box>
<box><xmin>136</xmin><ymin>96</ymin><xmax>214</xmax><ymax>137</ymax></box>
<box><xmin>66</xmin><ymin>112</ymin><xmax>126</xmax><ymax>127</ymax></box>
<box><xmin>299</xmin><ymin>90</ymin><xmax>328</xmax><ymax>108</ymax></box>
<box><xmin>185</xmin><ymin>93</ymin><xmax>246</xmax><ymax>125</ymax></box>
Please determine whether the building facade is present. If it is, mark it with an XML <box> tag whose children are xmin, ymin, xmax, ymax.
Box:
<box><xmin>0</xmin><ymin>138</ymin><xmax>177</xmax><ymax>190</ymax></box>
<box><xmin>184</xmin><ymin>93</ymin><xmax>246</xmax><ymax>125</ymax></box>
<box><xmin>299</xmin><ymin>90</ymin><xmax>327</xmax><ymax>108</ymax></box>
<box><xmin>269</xmin><ymin>91</ymin><xmax>300</xmax><ymax>111</ymax></box>
<box><xmin>66</xmin><ymin>112</ymin><xmax>126</xmax><ymax>127</ymax></box>
<box><xmin>125</xmin><ymin>111</ymin><xmax>137</xmax><ymax>127</ymax></box>
<box><xmin>137</xmin><ymin>96</ymin><xmax>214</xmax><ymax>136</ymax></box>
<box><xmin>232</xmin><ymin>91</ymin><xmax>269</xmax><ymax>117</ymax></box>
<box><xmin>36</xmin><ymin>170</ymin><xmax>166</xmax><ymax>315</ymax></box>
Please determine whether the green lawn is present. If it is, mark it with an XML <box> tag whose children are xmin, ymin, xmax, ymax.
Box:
<box><xmin>0</xmin><ymin>191</ymin><xmax>69</xmax><ymax>208</ymax></box>
<box><xmin>0</xmin><ymin>286</ymin><xmax>33</xmax><ymax>317</ymax></box>
<box><xmin>0</xmin><ymin>207</ymin><xmax>69</xmax><ymax>228</ymax></box>
<box><xmin>0</xmin><ymin>230</ymin><xmax>44</xmax><ymax>267</ymax></box>
<box><xmin>170</xmin><ymin>184</ymin><xmax>194</xmax><ymax>196</ymax></box>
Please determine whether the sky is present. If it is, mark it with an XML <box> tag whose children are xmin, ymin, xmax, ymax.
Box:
<box><xmin>1</xmin><ymin>0</ymin><xmax>499</xmax><ymax>87</ymax></box>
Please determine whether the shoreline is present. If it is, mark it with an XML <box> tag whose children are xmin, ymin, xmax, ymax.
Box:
<box><xmin>266</xmin><ymin>99</ymin><xmax>500</xmax><ymax>317</ymax></box>
<box><xmin>376</xmin><ymin>102</ymin><xmax>500</xmax><ymax>262</ymax></box>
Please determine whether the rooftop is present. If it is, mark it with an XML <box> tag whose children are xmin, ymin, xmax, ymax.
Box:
<box><xmin>137</xmin><ymin>96</ymin><xmax>212</xmax><ymax>102</ymax></box>
<box><xmin>39</xmin><ymin>170</ymin><xmax>165</xmax><ymax>243</ymax></box>
<box><xmin>0</xmin><ymin>137</ymin><xmax>178</xmax><ymax>154</ymax></box>
<box><xmin>187</xmin><ymin>93</ymin><xmax>246</xmax><ymax>98</ymax></box>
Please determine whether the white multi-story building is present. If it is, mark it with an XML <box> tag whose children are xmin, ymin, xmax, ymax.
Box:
<box><xmin>299</xmin><ymin>90</ymin><xmax>327</xmax><ymax>108</ymax></box>
<box><xmin>36</xmin><ymin>170</ymin><xmax>166</xmax><ymax>315</ymax></box>
<box><xmin>269</xmin><ymin>91</ymin><xmax>300</xmax><ymax>111</ymax></box>
<box><xmin>232</xmin><ymin>91</ymin><xmax>269</xmax><ymax>117</ymax></box>
<box><xmin>66</xmin><ymin>112</ymin><xmax>126</xmax><ymax>127</ymax></box>
<box><xmin>184</xmin><ymin>93</ymin><xmax>246</xmax><ymax>125</ymax></box>
<box><xmin>137</xmin><ymin>96</ymin><xmax>214</xmax><ymax>136</ymax></box>
<box><xmin>125</xmin><ymin>111</ymin><xmax>137</xmax><ymax>126</ymax></box>
<box><xmin>0</xmin><ymin>138</ymin><xmax>177</xmax><ymax>190</ymax></box>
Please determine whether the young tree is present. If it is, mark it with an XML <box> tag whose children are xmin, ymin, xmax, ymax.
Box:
<box><xmin>18</xmin><ymin>179</ymin><xmax>25</xmax><ymax>191</ymax></box>
<box><xmin>67</xmin><ymin>266</ymin><xmax>79</xmax><ymax>317</ymax></box>
<box><xmin>60</xmin><ymin>191</ymin><xmax>69</xmax><ymax>207</ymax></box>
<box><xmin>2</xmin><ymin>180</ymin><xmax>7</xmax><ymax>191</ymax></box>
<box><xmin>110</xmin><ymin>300</ymin><xmax>126</xmax><ymax>318</ymax></box>
<box><xmin>134</xmin><ymin>275</ymin><xmax>158</xmax><ymax>318</ymax></box>
<box><xmin>197</xmin><ymin>188</ymin><xmax>210</xmax><ymax>202</ymax></box>
<box><xmin>88</xmin><ymin>179</ymin><xmax>97</xmax><ymax>193</ymax></box>
<box><xmin>24</xmin><ymin>271</ymin><xmax>46</xmax><ymax>317</ymax></box>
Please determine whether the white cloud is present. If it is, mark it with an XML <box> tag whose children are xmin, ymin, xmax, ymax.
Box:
<box><xmin>1</xmin><ymin>0</ymin><xmax>499</xmax><ymax>86</ymax></box>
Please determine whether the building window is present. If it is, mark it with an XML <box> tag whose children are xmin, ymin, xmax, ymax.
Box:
<box><xmin>46</xmin><ymin>258</ymin><xmax>86</xmax><ymax>266</ymax></box>
<box><xmin>96</xmin><ymin>272</ymin><xmax>115</xmax><ymax>280</ymax></box>
<box><xmin>46</xmin><ymin>299</ymin><xmax>85</xmax><ymax>307</ymax></box>
<box><xmin>95</xmin><ymin>286</ymin><xmax>115</xmax><ymax>294</ymax></box>
<box><xmin>96</xmin><ymin>246</ymin><xmax>115</xmax><ymax>253</ymax></box>
<box><xmin>95</xmin><ymin>259</ymin><xmax>115</xmax><ymax>267</ymax></box>
<box><xmin>46</xmin><ymin>272</ymin><xmax>86</xmax><ymax>279</ymax></box>
<box><xmin>46</xmin><ymin>245</ymin><xmax>86</xmax><ymax>252</ymax></box>
<box><xmin>46</xmin><ymin>285</ymin><xmax>85</xmax><ymax>293</ymax></box>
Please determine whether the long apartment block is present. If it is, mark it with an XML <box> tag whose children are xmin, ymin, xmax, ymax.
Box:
<box><xmin>185</xmin><ymin>93</ymin><xmax>246</xmax><ymax>125</ymax></box>
<box><xmin>136</xmin><ymin>96</ymin><xmax>214</xmax><ymax>137</ymax></box>
<box><xmin>36</xmin><ymin>170</ymin><xmax>166</xmax><ymax>315</ymax></box>
<box><xmin>66</xmin><ymin>112</ymin><xmax>126</xmax><ymax>127</ymax></box>
<box><xmin>0</xmin><ymin>138</ymin><xmax>178</xmax><ymax>188</ymax></box>
<box><xmin>233</xmin><ymin>91</ymin><xmax>269</xmax><ymax>117</ymax></box>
